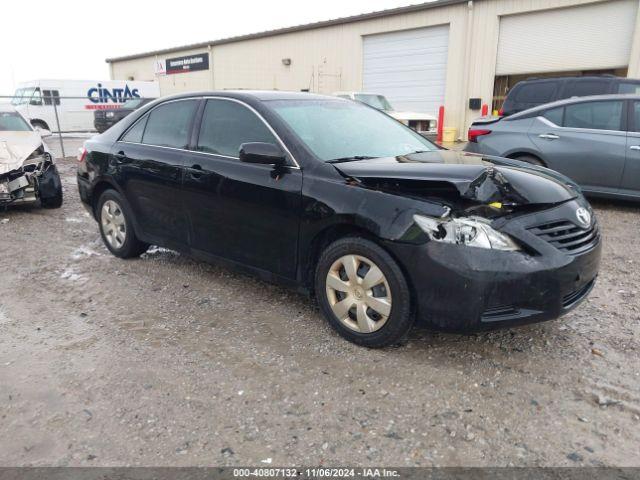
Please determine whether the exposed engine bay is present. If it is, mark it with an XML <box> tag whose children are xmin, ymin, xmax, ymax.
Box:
<box><xmin>0</xmin><ymin>138</ymin><xmax>63</xmax><ymax>208</ymax></box>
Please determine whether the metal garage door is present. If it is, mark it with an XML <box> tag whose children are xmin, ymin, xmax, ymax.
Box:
<box><xmin>363</xmin><ymin>25</ymin><xmax>449</xmax><ymax>116</ymax></box>
<box><xmin>496</xmin><ymin>0</ymin><xmax>638</xmax><ymax>75</ymax></box>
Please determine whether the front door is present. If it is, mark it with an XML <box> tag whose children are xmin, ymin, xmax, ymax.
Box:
<box><xmin>182</xmin><ymin>98</ymin><xmax>302</xmax><ymax>279</ymax></box>
<box><xmin>115</xmin><ymin>98</ymin><xmax>198</xmax><ymax>247</ymax></box>
<box><xmin>623</xmin><ymin>100</ymin><xmax>640</xmax><ymax>195</ymax></box>
<box><xmin>529</xmin><ymin>100</ymin><xmax>627</xmax><ymax>191</ymax></box>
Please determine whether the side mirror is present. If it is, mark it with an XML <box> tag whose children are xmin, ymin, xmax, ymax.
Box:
<box><xmin>35</xmin><ymin>127</ymin><xmax>52</xmax><ymax>138</ymax></box>
<box><xmin>239</xmin><ymin>142</ymin><xmax>286</xmax><ymax>166</ymax></box>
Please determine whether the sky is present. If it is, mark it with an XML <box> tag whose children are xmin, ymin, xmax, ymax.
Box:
<box><xmin>0</xmin><ymin>0</ymin><xmax>425</xmax><ymax>95</ymax></box>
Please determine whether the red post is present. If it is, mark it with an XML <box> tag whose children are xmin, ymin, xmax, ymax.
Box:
<box><xmin>481</xmin><ymin>104</ymin><xmax>488</xmax><ymax>116</ymax></box>
<box><xmin>437</xmin><ymin>106</ymin><xmax>444</xmax><ymax>143</ymax></box>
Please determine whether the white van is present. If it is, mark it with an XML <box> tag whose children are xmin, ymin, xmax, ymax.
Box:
<box><xmin>11</xmin><ymin>79</ymin><xmax>160</xmax><ymax>133</ymax></box>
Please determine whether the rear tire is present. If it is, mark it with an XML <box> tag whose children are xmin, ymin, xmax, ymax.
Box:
<box><xmin>96</xmin><ymin>190</ymin><xmax>148</xmax><ymax>258</ymax></box>
<box><xmin>515</xmin><ymin>154</ymin><xmax>544</xmax><ymax>167</ymax></box>
<box><xmin>315</xmin><ymin>237</ymin><xmax>414</xmax><ymax>348</ymax></box>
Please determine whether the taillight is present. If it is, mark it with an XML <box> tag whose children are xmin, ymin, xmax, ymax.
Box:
<box><xmin>77</xmin><ymin>147</ymin><xmax>87</xmax><ymax>163</ymax></box>
<box><xmin>468</xmin><ymin>129</ymin><xmax>492</xmax><ymax>143</ymax></box>
<box><xmin>498</xmin><ymin>108</ymin><xmax>504</xmax><ymax>116</ymax></box>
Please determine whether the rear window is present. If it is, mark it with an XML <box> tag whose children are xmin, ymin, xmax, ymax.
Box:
<box><xmin>513</xmin><ymin>82</ymin><xmax>558</xmax><ymax>103</ymax></box>
<box><xmin>563</xmin><ymin>101</ymin><xmax>623</xmax><ymax>131</ymax></box>
<box><xmin>559</xmin><ymin>79</ymin><xmax>610</xmax><ymax>99</ymax></box>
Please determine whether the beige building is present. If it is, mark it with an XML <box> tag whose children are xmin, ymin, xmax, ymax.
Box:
<box><xmin>107</xmin><ymin>0</ymin><xmax>640</xmax><ymax>139</ymax></box>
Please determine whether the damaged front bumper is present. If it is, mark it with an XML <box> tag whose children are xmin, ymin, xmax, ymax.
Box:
<box><xmin>0</xmin><ymin>153</ymin><xmax>60</xmax><ymax>206</ymax></box>
<box><xmin>386</xmin><ymin>200</ymin><xmax>602</xmax><ymax>331</ymax></box>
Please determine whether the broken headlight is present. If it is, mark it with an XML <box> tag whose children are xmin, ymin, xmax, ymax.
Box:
<box><xmin>413</xmin><ymin>214</ymin><xmax>520</xmax><ymax>251</ymax></box>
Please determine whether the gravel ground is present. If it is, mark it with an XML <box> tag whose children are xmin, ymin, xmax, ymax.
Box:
<box><xmin>0</xmin><ymin>140</ymin><xmax>639</xmax><ymax>467</ymax></box>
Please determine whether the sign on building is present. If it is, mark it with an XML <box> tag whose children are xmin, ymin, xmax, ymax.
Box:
<box><xmin>165</xmin><ymin>53</ymin><xmax>209</xmax><ymax>75</ymax></box>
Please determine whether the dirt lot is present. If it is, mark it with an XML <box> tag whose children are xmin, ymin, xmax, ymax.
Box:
<box><xmin>1</xmin><ymin>139</ymin><xmax>639</xmax><ymax>467</ymax></box>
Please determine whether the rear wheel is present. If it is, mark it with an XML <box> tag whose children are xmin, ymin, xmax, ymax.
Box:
<box><xmin>315</xmin><ymin>237</ymin><xmax>414</xmax><ymax>348</ymax></box>
<box><xmin>97</xmin><ymin>190</ymin><xmax>148</xmax><ymax>258</ymax></box>
<box><xmin>515</xmin><ymin>154</ymin><xmax>544</xmax><ymax>167</ymax></box>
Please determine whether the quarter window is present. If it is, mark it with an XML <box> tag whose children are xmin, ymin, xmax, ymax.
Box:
<box><xmin>564</xmin><ymin>101</ymin><xmax>623</xmax><ymax>131</ymax></box>
<box><xmin>196</xmin><ymin>100</ymin><xmax>277</xmax><ymax>157</ymax></box>
<box><xmin>542</xmin><ymin>107</ymin><xmax>563</xmax><ymax>126</ymax></box>
<box><xmin>618</xmin><ymin>82</ymin><xmax>640</xmax><ymax>95</ymax></box>
<box><xmin>142</xmin><ymin>100</ymin><xmax>198</xmax><ymax>149</ymax></box>
<box><xmin>122</xmin><ymin>116</ymin><xmax>148</xmax><ymax>143</ymax></box>
<box><xmin>514</xmin><ymin>82</ymin><xmax>557</xmax><ymax>104</ymax></box>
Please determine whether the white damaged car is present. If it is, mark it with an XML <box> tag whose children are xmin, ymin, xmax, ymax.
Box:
<box><xmin>0</xmin><ymin>104</ymin><xmax>62</xmax><ymax>208</ymax></box>
<box><xmin>334</xmin><ymin>92</ymin><xmax>437</xmax><ymax>137</ymax></box>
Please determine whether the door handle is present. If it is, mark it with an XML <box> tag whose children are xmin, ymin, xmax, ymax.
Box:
<box><xmin>630</xmin><ymin>145</ymin><xmax>640</xmax><ymax>151</ymax></box>
<box><xmin>538</xmin><ymin>133</ymin><xmax>560</xmax><ymax>140</ymax></box>
<box><xmin>188</xmin><ymin>164</ymin><xmax>204</xmax><ymax>179</ymax></box>
<box><xmin>113</xmin><ymin>151</ymin><xmax>126</xmax><ymax>164</ymax></box>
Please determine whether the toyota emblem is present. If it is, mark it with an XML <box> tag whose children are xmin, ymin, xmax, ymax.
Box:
<box><xmin>576</xmin><ymin>207</ymin><xmax>591</xmax><ymax>228</ymax></box>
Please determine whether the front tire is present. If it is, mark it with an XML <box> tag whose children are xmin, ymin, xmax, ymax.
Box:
<box><xmin>315</xmin><ymin>237</ymin><xmax>414</xmax><ymax>348</ymax></box>
<box><xmin>96</xmin><ymin>190</ymin><xmax>148</xmax><ymax>258</ymax></box>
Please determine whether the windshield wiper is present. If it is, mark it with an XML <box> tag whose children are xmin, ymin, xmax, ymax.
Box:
<box><xmin>326</xmin><ymin>156</ymin><xmax>376</xmax><ymax>164</ymax></box>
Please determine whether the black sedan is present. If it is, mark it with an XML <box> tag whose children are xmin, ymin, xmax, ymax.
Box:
<box><xmin>94</xmin><ymin>97</ymin><xmax>156</xmax><ymax>133</ymax></box>
<box><xmin>77</xmin><ymin>91</ymin><xmax>601</xmax><ymax>347</ymax></box>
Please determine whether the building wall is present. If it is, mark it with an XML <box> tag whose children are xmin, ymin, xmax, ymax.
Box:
<box><xmin>109</xmin><ymin>0</ymin><xmax>640</xmax><ymax>139</ymax></box>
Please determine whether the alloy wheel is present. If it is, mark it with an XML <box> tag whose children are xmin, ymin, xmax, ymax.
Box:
<box><xmin>101</xmin><ymin>200</ymin><xmax>127</xmax><ymax>249</ymax></box>
<box><xmin>325</xmin><ymin>254</ymin><xmax>392</xmax><ymax>333</ymax></box>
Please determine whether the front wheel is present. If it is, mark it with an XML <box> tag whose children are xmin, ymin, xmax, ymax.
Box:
<box><xmin>97</xmin><ymin>190</ymin><xmax>148</xmax><ymax>258</ymax></box>
<box><xmin>315</xmin><ymin>237</ymin><xmax>414</xmax><ymax>348</ymax></box>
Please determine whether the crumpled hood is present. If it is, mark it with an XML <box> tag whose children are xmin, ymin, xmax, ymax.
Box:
<box><xmin>0</xmin><ymin>131</ymin><xmax>43</xmax><ymax>174</ymax></box>
<box><xmin>388</xmin><ymin>111</ymin><xmax>437</xmax><ymax>122</ymax></box>
<box><xmin>332</xmin><ymin>150</ymin><xmax>578</xmax><ymax>205</ymax></box>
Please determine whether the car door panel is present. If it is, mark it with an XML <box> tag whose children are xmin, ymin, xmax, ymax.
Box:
<box><xmin>623</xmin><ymin>101</ymin><xmax>640</xmax><ymax>194</ymax></box>
<box><xmin>183</xmin><ymin>98</ymin><xmax>302</xmax><ymax>279</ymax></box>
<box><xmin>114</xmin><ymin>143</ymin><xmax>189</xmax><ymax>246</ymax></box>
<box><xmin>528</xmin><ymin>101</ymin><xmax>626</xmax><ymax>190</ymax></box>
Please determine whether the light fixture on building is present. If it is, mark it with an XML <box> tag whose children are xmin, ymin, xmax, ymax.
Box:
<box><xmin>282</xmin><ymin>58</ymin><xmax>292</xmax><ymax>66</ymax></box>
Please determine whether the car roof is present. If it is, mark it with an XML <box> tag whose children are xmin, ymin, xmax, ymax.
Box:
<box><xmin>158</xmin><ymin>90</ymin><xmax>339</xmax><ymax>103</ymax></box>
<box><xmin>0</xmin><ymin>103</ymin><xmax>17</xmax><ymax>113</ymax></box>
<box><xmin>508</xmin><ymin>94</ymin><xmax>640</xmax><ymax>120</ymax></box>
<box><xmin>515</xmin><ymin>75</ymin><xmax>629</xmax><ymax>83</ymax></box>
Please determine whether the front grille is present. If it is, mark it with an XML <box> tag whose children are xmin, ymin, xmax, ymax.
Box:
<box><xmin>528</xmin><ymin>220</ymin><xmax>599</xmax><ymax>255</ymax></box>
<box><xmin>562</xmin><ymin>279</ymin><xmax>595</xmax><ymax>308</ymax></box>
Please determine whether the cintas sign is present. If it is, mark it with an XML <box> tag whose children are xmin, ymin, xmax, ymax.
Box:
<box><xmin>165</xmin><ymin>53</ymin><xmax>210</xmax><ymax>74</ymax></box>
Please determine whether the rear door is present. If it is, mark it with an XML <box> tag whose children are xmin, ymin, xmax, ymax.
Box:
<box><xmin>182</xmin><ymin>98</ymin><xmax>303</xmax><ymax>279</ymax></box>
<box><xmin>623</xmin><ymin>100</ymin><xmax>640</xmax><ymax>194</ymax></box>
<box><xmin>529</xmin><ymin>99</ymin><xmax>627</xmax><ymax>190</ymax></box>
<box><xmin>116</xmin><ymin>98</ymin><xmax>198</xmax><ymax>247</ymax></box>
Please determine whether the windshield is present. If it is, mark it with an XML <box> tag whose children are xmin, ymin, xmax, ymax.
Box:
<box><xmin>121</xmin><ymin>98</ymin><xmax>145</xmax><ymax>109</ymax></box>
<box><xmin>11</xmin><ymin>87</ymin><xmax>36</xmax><ymax>106</ymax></box>
<box><xmin>354</xmin><ymin>94</ymin><xmax>394</xmax><ymax>111</ymax></box>
<box><xmin>270</xmin><ymin>99</ymin><xmax>437</xmax><ymax>162</ymax></box>
<box><xmin>0</xmin><ymin>111</ymin><xmax>32</xmax><ymax>131</ymax></box>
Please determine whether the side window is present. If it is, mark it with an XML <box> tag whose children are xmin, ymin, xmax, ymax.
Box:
<box><xmin>632</xmin><ymin>102</ymin><xmax>640</xmax><ymax>133</ymax></box>
<box><xmin>542</xmin><ymin>107</ymin><xmax>563</xmax><ymax>126</ymax></box>
<box><xmin>514</xmin><ymin>82</ymin><xmax>557</xmax><ymax>104</ymax></box>
<box><xmin>30</xmin><ymin>88</ymin><xmax>43</xmax><ymax>106</ymax></box>
<box><xmin>43</xmin><ymin>90</ymin><xmax>52</xmax><ymax>106</ymax></box>
<box><xmin>197</xmin><ymin>99</ymin><xmax>277</xmax><ymax>157</ymax></box>
<box><xmin>142</xmin><ymin>100</ymin><xmax>198</xmax><ymax>149</ymax></box>
<box><xmin>618</xmin><ymin>82</ymin><xmax>640</xmax><ymax>95</ymax></box>
<box><xmin>564</xmin><ymin>101</ymin><xmax>623</xmax><ymax>131</ymax></box>
<box><xmin>122</xmin><ymin>116</ymin><xmax>148</xmax><ymax>143</ymax></box>
<box><xmin>51</xmin><ymin>90</ymin><xmax>61</xmax><ymax>106</ymax></box>
<box><xmin>560</xmin><ymin>80</ymin><xmax>610</xmax><ymax>99</ymax></box>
